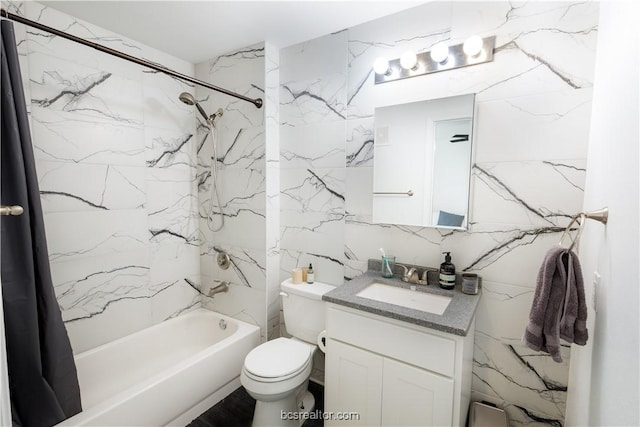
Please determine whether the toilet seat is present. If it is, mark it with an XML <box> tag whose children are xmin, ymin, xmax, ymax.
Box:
<box><xmin>243</xmin><ymin>338</ymin><xmax>313</xmax><ymax>383</ymax></box>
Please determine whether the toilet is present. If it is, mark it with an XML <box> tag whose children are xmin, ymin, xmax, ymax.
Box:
<box><xmin>241</xmin><ymin>279</ymin><xmax>335</xmax><ymax>427</ymax></box>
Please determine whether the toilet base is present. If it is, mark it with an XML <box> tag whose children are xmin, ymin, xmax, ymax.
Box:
<box><xmin>250</xmin><ymin>383</ymin><xmax>315</xmax><ymax>427</ymax></box>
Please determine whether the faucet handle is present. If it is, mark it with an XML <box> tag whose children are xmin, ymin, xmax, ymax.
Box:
<box><xmin>419</xmin><ymin>269</ymin><xmax>437</xmax><ymax>285</ymax></box>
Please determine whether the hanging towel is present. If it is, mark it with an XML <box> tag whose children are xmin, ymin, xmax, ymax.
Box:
<box><xmin>523</xmin><ymin>246</ymin><xmax>588</xmax><ymax>362</ymax></box>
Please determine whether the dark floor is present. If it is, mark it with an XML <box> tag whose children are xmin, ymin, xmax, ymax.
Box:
<box><xmin>187</xmin><ymin>381</ymin><xmax>324</xmax><ymax>427</ymax></box>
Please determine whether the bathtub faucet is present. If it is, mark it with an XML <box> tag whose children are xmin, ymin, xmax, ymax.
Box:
<box><xmin>208</xmin><ymin>281</ymin><xmax>230</xmax><ymax>298</ymax></box>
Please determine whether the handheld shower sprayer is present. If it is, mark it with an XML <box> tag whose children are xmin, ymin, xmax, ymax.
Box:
<box><xmin>178</xmin><ymin>92</ymin><xmax>225</xmax><ymax>232</ymax></box>
<box><xmin>178</xmin><ymin>92</ymin><xmax>223</xmax><ymax>124</ymax></box>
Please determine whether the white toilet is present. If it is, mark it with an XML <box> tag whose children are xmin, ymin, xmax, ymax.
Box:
<box><xmin>241</xmin><ymin>279</ymin><xmax>335</xmax><ymax>427</ymax></box>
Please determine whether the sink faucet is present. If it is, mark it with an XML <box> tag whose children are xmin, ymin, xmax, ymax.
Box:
<box><xmin>208</xmin><ymin>281</ymin><xmax>230</xmax><ymax>297</ymax></box>
<box><xmin>399</xmin><ymin>265</ymin><xmax>420</xmax><ymax>284</ymax></box>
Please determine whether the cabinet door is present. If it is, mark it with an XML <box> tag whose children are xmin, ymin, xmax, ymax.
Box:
<box><xmin>325</xmin><ymin>339</ymin><xmax>383</xmax><ymax>426</ymax></box>
<box><xmin>381</xmin><ymin>358</ymin><xmax>454</xmax><ymax>427</ymax></box>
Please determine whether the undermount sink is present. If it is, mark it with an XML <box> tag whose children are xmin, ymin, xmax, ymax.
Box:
<box><xmin>356</xmin><ymin>282</ymin><xmax>452</xmax><ymax>315</ymax></box>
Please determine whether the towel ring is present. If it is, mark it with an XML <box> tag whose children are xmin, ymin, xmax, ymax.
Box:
<box><xmin>559</xmin><ymin>208</ymin><xmax>609</xmax><ymax>252</ymax></box>
<box><xmin>559</xmin><ymin>213</ymin><xmax>585</xmax><ymax>252</ymax></box>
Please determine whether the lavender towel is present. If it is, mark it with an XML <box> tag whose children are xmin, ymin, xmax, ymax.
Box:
<box><xmin>524</xmin><ymin>246</ymin><xmax>588</xmax><ymax>362</ymax></box>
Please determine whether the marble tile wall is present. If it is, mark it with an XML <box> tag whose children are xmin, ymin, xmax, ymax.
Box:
<box><xmin>279</xmin><ymin>2</ymin><xmax>598</xmax><ymax>425</ymax></box>
<box><xmin>8</xmin><ymin>2</ymin><xmax>202</xmax><ymax>353</ymax></box>
<box><xmin>195</xmin><ymin>43</ymin><xmax>270</xmax><ymax>340</ymax></box>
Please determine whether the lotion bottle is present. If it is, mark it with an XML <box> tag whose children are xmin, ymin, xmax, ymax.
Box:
<box><xmin>306</xmin><ymin>263</ymin><xmax>315</xmax><ymax>284</ymax></box>
<box><xmin>439</xmin><ymin>252</ymin><xmax>456</xmax><ymax>290</ymax></box>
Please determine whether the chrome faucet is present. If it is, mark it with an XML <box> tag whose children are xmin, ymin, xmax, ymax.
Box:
<box><xmin>208</xmin><ymin>281</ymin><xmax>230</xmax><ymax>297</ymax></box>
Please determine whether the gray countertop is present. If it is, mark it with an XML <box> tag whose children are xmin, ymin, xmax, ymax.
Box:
<box><xmin>322</xmin><ymin>270</ymin><xmax>481</xmax><ymax>336</ymax></box>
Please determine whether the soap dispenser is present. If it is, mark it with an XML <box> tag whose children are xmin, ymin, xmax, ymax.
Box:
<box><xmin>306</xmin><ymin>263</ymin><xmax>315</xmax><ymax>284</ymax></box>
<box><xmin>439</xmin><ymin>252</ymin><xmax>456</xmax><ymax>290</ymax></box>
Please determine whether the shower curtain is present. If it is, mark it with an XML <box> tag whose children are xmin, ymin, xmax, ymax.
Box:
<box><xmin>1</xmin><ymin>20</ymin><xmax>81</xmax><ymax>426</ymax></box>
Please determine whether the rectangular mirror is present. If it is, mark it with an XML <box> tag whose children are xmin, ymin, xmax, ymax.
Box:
<box><xmin>372</xmin><ymin>93</ymin><xmax>475</xmax><ymax>229</ymax></box>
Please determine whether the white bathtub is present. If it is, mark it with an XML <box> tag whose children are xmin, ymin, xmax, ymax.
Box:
<box><xmin>56</xmin><ymin>309</ymin><xmax>260</xmax><ymax>426</ymax></box>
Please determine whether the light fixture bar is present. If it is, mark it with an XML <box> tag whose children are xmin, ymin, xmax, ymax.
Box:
<box><xmin>374</xmin><ymin>36</ymin><xmax>496</xmax><ymax>85</ymax></box>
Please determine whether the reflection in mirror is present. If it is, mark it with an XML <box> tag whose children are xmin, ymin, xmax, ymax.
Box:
<box><xmin>372</xmin><ymin>94</ymin><xmax>475</xmax><ymax>229</ymax></box>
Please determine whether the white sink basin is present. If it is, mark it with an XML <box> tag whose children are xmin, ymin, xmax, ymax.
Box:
<box><xmin>356</xmin><ymin>282</ymin><xmax>452</xmax><ymax>315</ymax></box>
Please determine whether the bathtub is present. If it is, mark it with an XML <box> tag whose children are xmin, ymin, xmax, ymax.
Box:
<box><xmin>56</xmin><ymin>309</ymin><xmax>260</xmax><ymax>426</ymax></box>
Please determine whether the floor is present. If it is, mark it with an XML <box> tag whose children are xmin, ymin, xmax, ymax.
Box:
<box><xmin>187</xmin><ymin>381</ymin><xmax>324</xmax><ymax>427</ymax></box>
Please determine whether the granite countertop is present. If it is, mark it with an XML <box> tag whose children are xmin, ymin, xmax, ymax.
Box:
<box><xmin>322</xmin><ymin>268</ymin><xmax>481</xmax><ymax>336</ymax></box>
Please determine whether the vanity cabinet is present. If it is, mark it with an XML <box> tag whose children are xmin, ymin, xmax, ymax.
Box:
<box><xmin>324</xmin><ymin>304</ymin><xmax>474</xmax><ymax>427</ymax></box>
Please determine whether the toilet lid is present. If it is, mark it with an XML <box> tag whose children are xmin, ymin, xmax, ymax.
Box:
<box><xmin>244</xmin><ymin>338</ymin><xmax>312</xmax><ymax>378</ymax></box>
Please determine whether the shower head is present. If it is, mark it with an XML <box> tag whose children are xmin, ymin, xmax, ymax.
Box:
<box><xmin>178</xmin><ymin>92</ymin><xmax>210</xmax><ymax>122</ymax></box>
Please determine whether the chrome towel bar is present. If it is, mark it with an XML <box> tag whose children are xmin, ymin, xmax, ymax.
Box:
<box><xmin>373</xmin><ymin>190</ymin><xmax>414</xmax><ymax>197</ymax></box>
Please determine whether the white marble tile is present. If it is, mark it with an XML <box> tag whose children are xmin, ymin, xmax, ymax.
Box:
<box><xmin>199</xmin><ymin>168</ymin><xmax>266</xmax><ymax>251</ymax></box>
<box><xmin>145</xmin><ymin>126</ymin><xmax>197</xmax><ymax>171</ymax></box>
<box><xmin>23</xmin><ymin>2</ymin><xmax>193</xmax><ymax>78</ymax></box>
<box><xmin>195</xmin><ymin>43</ymin><xmax>265</xmax><ymax>130</ymax></box>
<box><xmin>50</xmin><ymin>249</ymin><xmax>151</xmax><ymax>323</ymax></box>
<box><xmin>474</xmin><ymin>281</ymin><xmax>535</xmax><ymax>340</ymax></box>
<box><xmin>474</xmin><ymin>89</ymin><xmax>593</xmax><ymax>163</ymax></box>
<box><xmin>28</xmin><ymin>51</ymin><xmax>144</xmax><ymax>125</ymax></box>
<box><xmin>280</xmin><ymin>121</ymin><xmax>346</xmax><ymax>169</ymax></box>
<box><xmin>442</xmin><ymin>226</ymin><xmax>565</xmax><ymax>289</ymax></box>
<box><xmin>37</xmin><ymin>161</ymin><xmax>145</xmax><ymax>212</ymax></box>
<box><xmin>280</xmin><ymin>168</ymin><xmax>345</xmax><ymax>214</ymax></box>
<box><xmin>471</xmin><ymin>159</ymin><xmax>586</xmax><ymax>228</ymax></box>
<box><xmin>280</xmin><ymin>210</ymin><xmax>345</xmax><ymax>260</ymax></box>
<box><xmin>473</xmin><ymin>332</ymin><xmax>569</xmax><ymax>423</ymax></box>
<box><xmin>450</xmin><ymin>2</ymin><xmax>598</xmax><ymax>97</ymax></box>
<box><xmin>344</xmin><ymin>214</ymin><xmax>443</xmax><ymax>267</ymax></box>
<box><xmin>31</xmin><ymin>107</ymin><xmax>145</xmax><ymax>166</ymax></box>
<box><xmin>281</xmin><ymin>74</ymin><xmax>347</xmax><ymax>126</ymax></box>
<box><xmin>141</xmin><ymin>71</ymin><xmax>195</xmax><ymax>132</ymax></box>
<box><xmin>347</xmin><ymin>2</ymin><xmax>453</xmax><ymax>119</ymax></box>
<box><xmin>65</xmin><ymin>296</ymin><xmax>152</xmax><ymax>354</ymax></box>
<box><xmin>149</xmin><ymin>242</ymin><xmax>200</xmax><ymax>286</ymax></box>
<box><xmin>200</xmin><ymin>244</ymin><xmax>266</xmax><ymax>291</ymax></box>
<box><xmin>200</xmin><ymin>124</ymin><xmax>265</xmax><ymax>172</ymax></box>
<box><xmin>43</xmin><ymin>210</ymin><xmax>148</xmax><ymax>263</ymax></box>
<box><xmin>281</xmin><ymin>30</ymin><xmax>347</xmax><ymax>83</ymax></box>
<box><xmin>346</xmin><ymin>117</ymin><xmax>374</xmax><ymax>167</ymax></box>
<box><xmin>150</xmin><ymin>279</ymin><xmax>201</xmax><ymax>324</ymax></box>
<box><xmin>280</xmin><ymin>249</ymin><xmax>345</xmax><ymax>287</ymax></box>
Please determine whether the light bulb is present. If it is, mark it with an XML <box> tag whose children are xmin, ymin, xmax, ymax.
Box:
<box><xmin>463</xmin><ymin>35</ymin><xmax>484</xmax><ymax>57</ymax></box>
<box><xmin>400</xmin><ymin>51</ymin><xmax>418</xmax><ymax>70</ymax></box>
<box><xmin>373</xmin><ymin>57</ymin><xmax>391</xmax><ymax>75</ymax></box>
<box><xmin>430</xmin><ymin>42</ymin><xmax>449</xmax><ymax>64</ymax></box>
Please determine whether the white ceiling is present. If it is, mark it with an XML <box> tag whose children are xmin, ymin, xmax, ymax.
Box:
<box><xmin>43</xmin><ymin>1</ymin><xmax>424</xmax><ymax>64</ymax></box>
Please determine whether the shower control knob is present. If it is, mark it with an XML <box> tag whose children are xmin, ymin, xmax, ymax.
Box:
<box><xmin>0</xmin><ymin>205</ymin><xmax>23</xmax><ymax>216</ymax></box>
<box><xmin>217</xmin><ymin>252</ymin><xmax>230</xmax><ymax>270</ymax></box>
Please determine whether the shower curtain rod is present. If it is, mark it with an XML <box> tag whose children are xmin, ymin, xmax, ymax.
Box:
<box><xmin>0</xmin><ymin>8</ymin><xmax>263</xmax><ymax>109</ymax></box>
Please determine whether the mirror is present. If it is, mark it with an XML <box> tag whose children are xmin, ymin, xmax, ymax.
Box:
<box><xmin>372</xmin><ymin>93</ymin><xmax>475</xmax><ymax>229</ymax></box>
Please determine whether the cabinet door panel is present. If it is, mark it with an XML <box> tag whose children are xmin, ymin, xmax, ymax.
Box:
<box><xmin>325</xmin><ymin>339</ymin><xmax>383</xmax><ymax>427</ymax></box>
<box><xmin>381</xmin><ymin>358</ymin><xmax>454</xmax><ymax>427</ymax></box>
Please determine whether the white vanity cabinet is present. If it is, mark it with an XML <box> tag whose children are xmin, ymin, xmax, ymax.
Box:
<box><xmin>324</xmin><ymin>304</ymin><xmax>474</xmax><ymax>427</ymax></box>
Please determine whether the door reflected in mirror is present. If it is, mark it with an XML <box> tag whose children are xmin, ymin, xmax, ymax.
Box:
<box><xmin>372</xmin><ymin>94</ymin><xmax>475</xmax><ymax>229</ymax></box>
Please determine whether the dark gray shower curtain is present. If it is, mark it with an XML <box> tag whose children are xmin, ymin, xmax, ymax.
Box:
<box><xmin>1</xmin><ymin>20</ymin><xmax>82</xmax><ymax>426</ymax></box>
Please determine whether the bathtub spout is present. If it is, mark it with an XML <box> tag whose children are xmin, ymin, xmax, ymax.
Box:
<box><xmin>208</xmin><ymin>282</ymin><xmax>230</xmax><ymax>297</ymax></box>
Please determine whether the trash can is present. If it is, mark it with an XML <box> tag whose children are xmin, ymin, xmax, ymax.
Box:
<box><xmin>469</xmin><ymin>402</ymin><xmax>508</xmax><ymax>427</ymax></box>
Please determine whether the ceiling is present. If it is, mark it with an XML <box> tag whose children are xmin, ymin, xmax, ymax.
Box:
<box><xmin>43</xmin><ymin>1</ymin><xmax>424</xmax><ymax>64</ymax></box>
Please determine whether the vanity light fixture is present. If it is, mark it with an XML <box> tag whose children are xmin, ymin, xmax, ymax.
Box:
<box><xmin>373</xmin><ymin>57</ymin><xmax>392</xmax><ymax>76</ymax></box>
<box><xmin>400</xmin><ymin>51</ymin><xmax>419</xmax><ymax>70</ymax></box>
<box><xmin>373</xmin><ymin>35</ymin><xmax>496</xmax><ymax>85</ymax></box>
<box><xmin>463</xmin><ymin>35</ymin><xmax>484</xmax><ymax>57</ymax></box>
<box><xmin>430</xmin><ymin>42</ymin><xmax>449</xmax><ymax>64</ymax></box>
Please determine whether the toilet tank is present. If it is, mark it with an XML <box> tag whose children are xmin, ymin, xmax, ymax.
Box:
<box><xmin>281</xmin><ymin>279</ymin><xmax>335</xmax><ymax>344</ymax></box>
